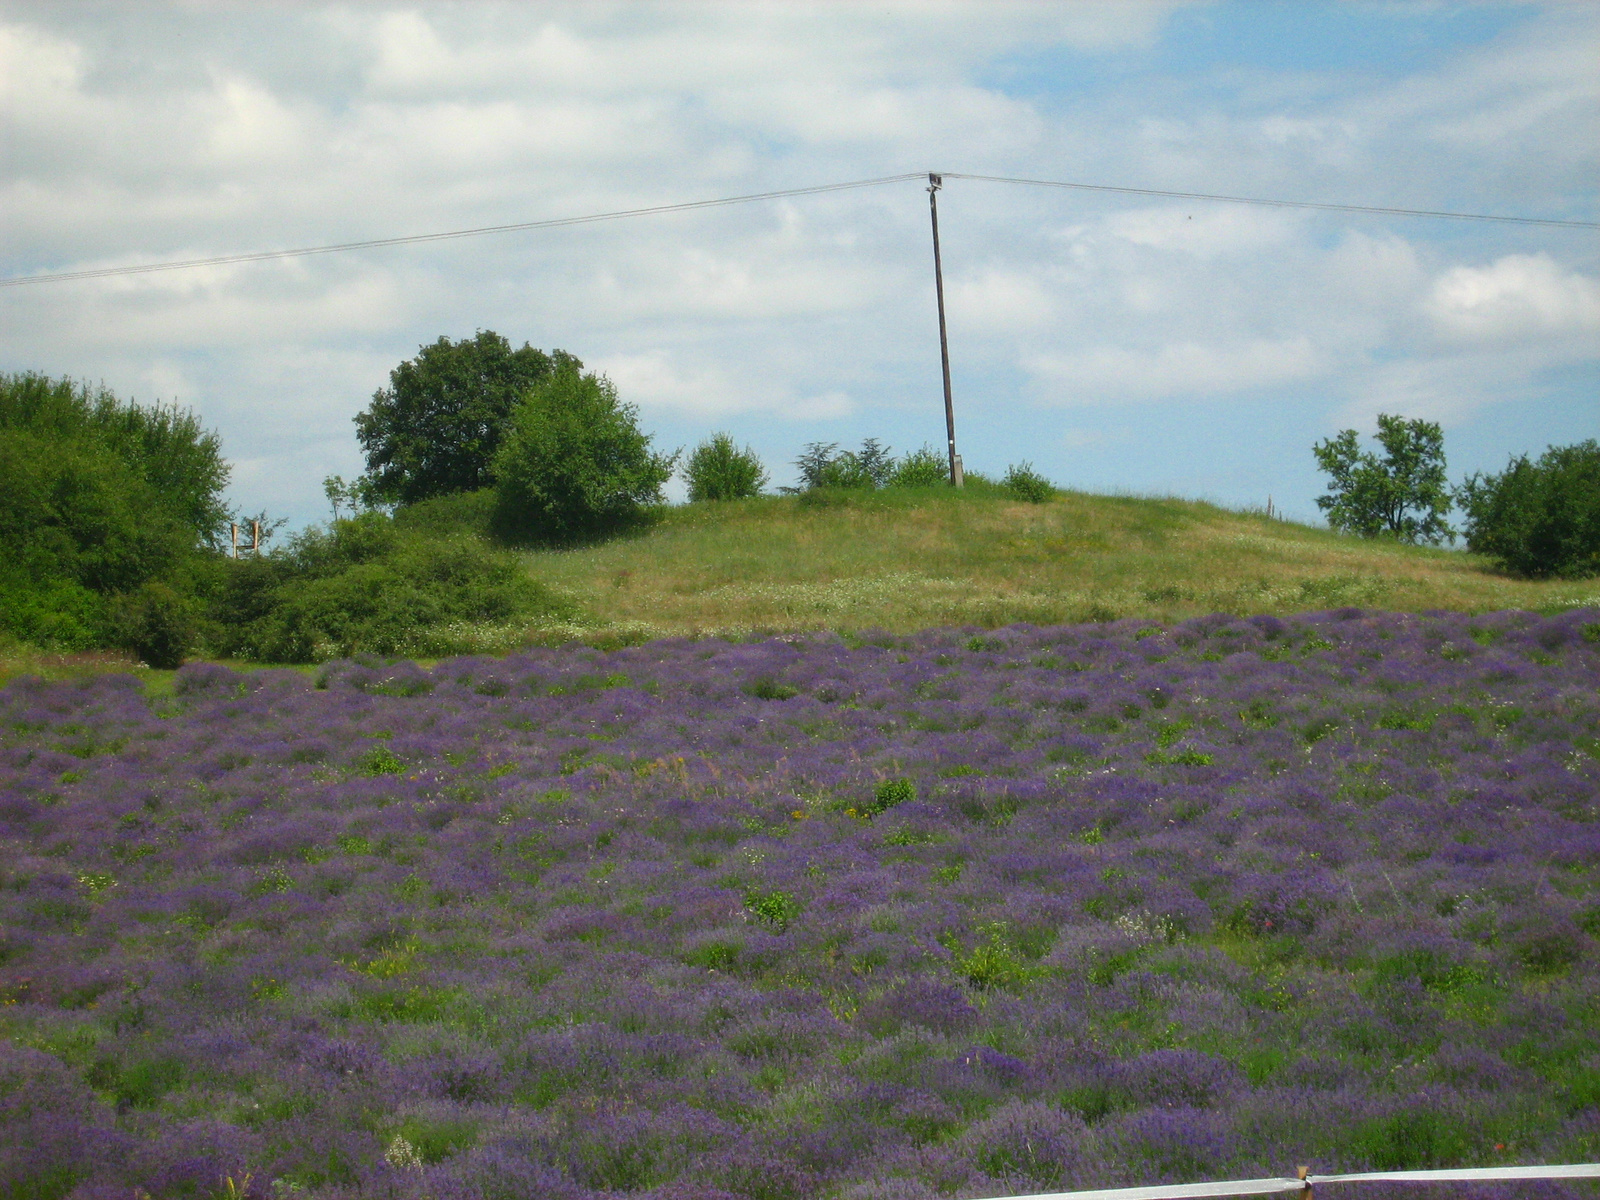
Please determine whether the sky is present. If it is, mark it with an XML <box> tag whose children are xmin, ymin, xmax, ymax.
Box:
<box><xmin>1</xmin><ymin>1</ymin><xmax>1595</xmax><ymax>530</ymax></box>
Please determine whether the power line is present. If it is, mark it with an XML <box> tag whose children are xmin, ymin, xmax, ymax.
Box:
<box><xmin>943</xmin><ymin>171</ymin><xmax>1600</xmax><ymax>230</ymax></box>
<box><xmin>0</xmin><ymin>173</ymin><xmax>926</xmax><ymax>289</ymax></box>
<box><xmin>2</xmin><ymin>168</ymin><xmax>1592</xmax><ymax>289</ymax></box>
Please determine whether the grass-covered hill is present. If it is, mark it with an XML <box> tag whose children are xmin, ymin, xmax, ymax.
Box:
<box><xmin>517</xmin><ymin>483</ymin><xmax>1599</xmax><ymax>645</ymax></box>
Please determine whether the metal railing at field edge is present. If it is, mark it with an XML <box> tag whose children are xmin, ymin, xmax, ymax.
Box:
<box><xmin>973</xmin><ymin>1163</ymin><xmax>1600</xmax><ymax>1200</ymax></box>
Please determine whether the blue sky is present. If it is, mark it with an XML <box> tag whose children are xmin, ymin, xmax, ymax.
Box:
<box><xmin>1</xmin><ymin>1</ymin><xmax>1594</xmax><ymax>529</ymax></box>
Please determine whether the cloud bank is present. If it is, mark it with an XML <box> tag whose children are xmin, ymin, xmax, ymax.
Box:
<box><xmin>1</xmin><ymin>1</ymin><xmax>1594</xmax><ymax>525</ymax></box>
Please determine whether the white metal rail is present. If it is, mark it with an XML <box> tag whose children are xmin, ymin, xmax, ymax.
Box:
<box><xmin>975</xmin><ymin>1163</ymin><xmax>1600</xmax><ymax>1199</ymax></box>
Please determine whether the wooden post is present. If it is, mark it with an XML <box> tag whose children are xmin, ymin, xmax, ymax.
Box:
<box><xmin>231</xmin><ymin>522</ymin><xmax>239</xmax><ymax>559</ymax></box>
<box><xmin>1298</xmin><ymin>1165</ymin><xmax>1311</xmax><ymax>1196</ymax></box>
<box><xmin>252</xmin><ymin>519</ymin><xmax>261</xmax><ymax>554</ymax></box>
<box><xmin>927</xmin><ymin>173</ymin><xmax>960</xmax><ymax>487</ymax></box>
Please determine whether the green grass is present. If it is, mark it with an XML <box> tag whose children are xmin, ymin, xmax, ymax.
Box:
<box><xmin>0</xmin><ymin>643</ymin><xmax>320</xmax><ymax>690</ymax></box>
<box><xmin>0</xmin><ymin>643</ymin><xmax>151</xmax><ymax>689</ymax></box>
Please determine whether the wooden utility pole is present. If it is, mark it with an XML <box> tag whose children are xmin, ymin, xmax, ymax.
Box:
<box><xmin>927</xmin><ymin>173</ymin><xmax>962</xmax><ymax>487</ymax></box>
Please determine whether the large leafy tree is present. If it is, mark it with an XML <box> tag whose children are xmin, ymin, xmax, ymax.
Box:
<box><xmin>355</xmin><ymin>331</ymin><xmax>579</xmax><ymax>505</ymax></box>
<box><xmin>492</xmin><ymin>365</ymin><xmax>677</xmax><ymax>545</ymax></box>
<box><xmin>0</xmin><ymin>372</ymin><xmax>230</xmax><ymax>550</ymax></box>
<box><xmin>1313</xmin><ymin>413</ymin><xmax>1455</xmax><ymax>545</ymax></box>
<box><xmin>0</xmin><ymin>372</ymin><xmax>228</xmax><ymax>654</ymax></box>
<box><xmin>0</xmin><ymin>429</ymin><xmax>187</xmax><ymax>596</ymax></box>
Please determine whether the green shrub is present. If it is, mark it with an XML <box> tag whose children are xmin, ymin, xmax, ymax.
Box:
<box><xmin>90</xmin><ymin>1056</ymin><xmax>185</xmax><ymax>1110</ymax></box>
<box><xmin>492</xmin><ymin>366</ymin><xmax>677</xmax><ymax>545</ymax></box>
<box><xmin>108</xmin><ymin>580</ymin><xmax>196</xmax><ymax>669</ymax></box>
<box><xmin>0</xmin><ymin>574</ymin><xmax>105</xmax><ymax>651</ymax></box>
<box><xmin>1</xmin><ymin>372</ymin><xmax>231</xmax><ymax>550</ymax></box>
<box><xmin>744</xmin><ymin>888</ymin><xmax>799</xmax><ymax>931</ymax></box>
<box><xmin>683</xmin><ymin>939</ymin><xmax>741</xmax><ymax>971</ymax></box>
<box><xmin>392</xmin><ymin>1116</ymin><xmax>479</xmax><ymax>1166</ymax></box>
<box><xmin>1341</xmin><ymin>1106</ymin><xmax>1471</xmax><ymax>1171</ymax></box>
<box><xmin>685</xmin><ymin>433</ymin><xmax>768</xmax><ymax>501</ymax></box>
<box><xmin>360</xmin><ymin>746</ymin><xmax>406</xmax><ymax>776</ymax></box>
<box><xmin>744</xmin><ymin>676</ymin><xmax>799</xmax><ymax>700</ymax></box>
<box><xmin>958</xmin><ymin>925</ymin><xmax>1032</xmax><ymax>991</ymax></box>
<box><xmin>211</xmin><ymin>513</ymin><xmax>574</xmax><ymax>663</ymax></box>
<box><xmin>888</xmin><ymin>444</ymin><xmax>949</xmax><ymax>488</ymax></box>
<box><xmin>392</xmin><ymin>488</ymin><xmax>497</xmax><ymax>539</ymax></box>
<box><xmin>866</xmin><ymin>777</ymin><xmax>916</xmax><ymax>816</ymax></box>
<box><xmin>850</xmin><ymin>438</ymin><xmax>896</xmax><ymax>489</ymax></box>
<box><xmin>1002</xmin><ymin>462</ymin><xmax>1055</xmax><ymax>503</ymax></box>
<box><xmin>1457</xmin><ymin>440</ymin><xmax>1600</xmax><ymax>578</ymax></box>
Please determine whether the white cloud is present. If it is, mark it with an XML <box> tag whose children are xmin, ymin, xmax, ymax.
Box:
<box><xmin>205</xmin><ymin>74</ymin><xmax>310</xmax><ymax>166</ymax></box>
<box><xmin>948</xmin><ymin>268</ymin><xmax>1055</xmax><ymax>332</ymax></box>
<box><xmin>594</xmin><ymin>352</ymin><xmax>749</xmax><ymax>418</ymax></box>
<box><xmin>0</xmin><ymin>21</ymin><xmax>82</xmax><ymax>104</ymax></box>
<box><xmin>1025</xmin><ymin>337</ymin><xmax>1324</xmax><ymax>402</ymax></box>
<box><xmin>597</xmin><ymin>352</ymin><xmax>854</xmax><ymax>421</ymax></box>
<box><xmin>1424</xmin><ymin>24</ymin><xmax>1600</xmax><ymax>149</ymax></box>
<box><xmin>1257</xmin><ymin>115</ymin><xmax>1356</xmax><ymax>146</ymax></box>
<box><xmin>1103</xmin><ymin>203</ymin><xmax>1300</xmax><ymax>259</ymax></box>
<box><xmin>0</xmin><ymin>2</ymin><xmax>1594</xmax><ymax>526</ymax></box>
<box><xmin>1339</xmin><ymin>350</ymin><xmax>1557</xmax><ymax>427</ymax></box>
<box><xmin>1320</xmin><ymin>231</ymin><xmax>1426</xmax><ymax>301</ymax></box>
<box><xmin>1425</xmin><ymin>253</ymin><xmax>1600</xmax><ymax>344</ymax></box>
<box><xmin>1059</xmin><ymin>426</ymin><xmax>1115</xmax><ymax>450</ymax></box>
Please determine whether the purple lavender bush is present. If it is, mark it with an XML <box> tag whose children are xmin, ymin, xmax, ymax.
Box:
<box><xmin>1</xmin><ymin>608</ymin><xmax>1597</xmax><ymax>1199</ymax></box>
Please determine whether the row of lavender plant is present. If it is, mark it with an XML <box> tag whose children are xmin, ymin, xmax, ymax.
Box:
<box><xmin>2</xmin><ymin>608</ymin><xmax>1597</xmax><ymax>1199</ymax></box>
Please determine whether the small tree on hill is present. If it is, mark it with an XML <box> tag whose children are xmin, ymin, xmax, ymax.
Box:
<box><xmin>853</xmin><ymin>439</ymin><xmax>896</xmax><ymax>489</ymax></box>
<box><xmin>492</xmin><ymin>366</ymin><xmax>677</xmax><ymax>545</ymax></box>
<box><xmin>1313</xmin><ymin>414</ymin><xmax>1454</xmax><ymax>544</ymax></box>
<box><xmin>686</xmin><ymin>433</ymin><xmax>768</xmax><ymax>501</ymax></box>
<box><xmin>788</xmin><ymin>439</ymin><xmax>895</xmax><ymax>491</ymax></box>
<box><xmin>790</xmin><ymin>442</ymin><xmax>840</xmax><ymax>491</ymax></box>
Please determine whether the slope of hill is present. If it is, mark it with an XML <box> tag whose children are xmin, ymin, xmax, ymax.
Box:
<box><xmin>521</xmin><ymin>486</ymin><xmax>1598</xmax><ymax>643</ymax></box>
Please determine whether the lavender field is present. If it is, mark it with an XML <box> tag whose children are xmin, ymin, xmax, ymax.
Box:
<box><xmin>3</xmin><ymin>609</ymin><xmax>1599</xmax><ymax>1200</ymax></box>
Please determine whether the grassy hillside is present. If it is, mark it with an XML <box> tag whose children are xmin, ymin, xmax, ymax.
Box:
<box><xmin>521</xmin><ymin>485</ymin><xmax>1599</xmax><ymax>642</ymax></box>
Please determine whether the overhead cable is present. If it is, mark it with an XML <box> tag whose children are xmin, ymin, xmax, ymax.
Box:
<box><xmin>3</xmin><ymin>168</ymin><xmax>1592</xmax><ymax>289</ymax></box>
<box><xmin>943</xmin><ymin>171</ymin><xmax>1599</xmax><ymax>229</ymax></box>
<box><xmin>0</xmin><ymin>173</ymin><xmax>926</xmax><ymax>288</ymax></box>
